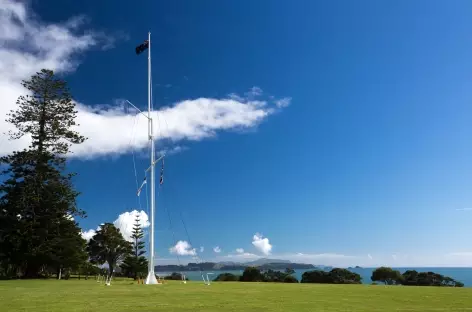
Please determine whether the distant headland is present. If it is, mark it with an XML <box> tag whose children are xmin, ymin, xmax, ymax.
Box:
<box><xmin>154</xmin><ymin>258</ymin><xmax>328</xmax><ymax>272</ymax></box>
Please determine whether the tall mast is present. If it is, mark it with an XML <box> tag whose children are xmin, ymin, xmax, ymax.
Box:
<box><xmin>145</xmin><ymin>31</ymin><xmax>159</xmax><ymax>285</ymax></box>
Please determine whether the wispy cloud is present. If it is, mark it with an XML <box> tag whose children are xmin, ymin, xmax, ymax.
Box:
<box><xmin>367</xmin><ymin>254</ymin><xmax>373</xmax><ymax>260</ymax></box>
<box><xmin>0</xmin><ymin>2</ymin><xmax>290</xmax><ymax>159</ymax></box>
<box><xmin>245</xmin><ymin>86</ymin><xmax>263</xmax><ymax>98</ymax></box>
<box><xmin>222</xmin><ymin>252</ymin><xmax>259</xmax><ymax>260</ymax></box>
<box><xmin>448</xmin><ymin>252</ymin><xmax>472</xmax><ymax>256</ymax></box>
<box><xmin>200</xmin><ymin>246</ymin><xmax>204</xmax><ymax>253</ymax></box>
<box><xmin>274</xmin><ymin>97</ymin><xmax>292</xmax><ymax>108</ymax></box>
<box><xmin>456</xmin><ymin>208</ymin><xmax>472</xmax><ymax>211</ymax></box>
<box><xmin>236</xmin><ymin>248</ymin><xmax>244</xmax><ymax>254</ymax></box>
<box><xmin>213</xmin><ymin>246</ymin><xmax>222</xmax><ymax>253</ymax></box>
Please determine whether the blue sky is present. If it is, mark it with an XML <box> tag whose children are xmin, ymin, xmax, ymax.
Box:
<box><xmin>1</xmin><ymin>0</ymin><xmax>472</xmax><ymax>267</ymax></box>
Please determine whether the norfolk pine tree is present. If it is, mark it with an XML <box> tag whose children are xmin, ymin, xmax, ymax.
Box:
<box><xmin>121</xmin><ymin>216</ymin><xmax>148</xmax><ymax>279</ymax></box>
<box><xmin>0</xmin><ymin>69</ymin><xmax>87</xmax><ymax>278</ymax></box>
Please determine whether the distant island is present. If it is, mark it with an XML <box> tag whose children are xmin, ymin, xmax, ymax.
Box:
<box><xmin>154</xmin><ymin>258</ymin><xmax>317</xmax><ymax>272</ymax></box>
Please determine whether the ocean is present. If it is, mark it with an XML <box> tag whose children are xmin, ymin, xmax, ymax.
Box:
<box><xmin>156</xmin><ymin>267</ymin><xmax>472</xmax><ymax>286</ymax></box>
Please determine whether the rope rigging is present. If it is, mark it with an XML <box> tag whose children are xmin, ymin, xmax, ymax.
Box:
<box><xmin>124</xmin><ymin>66</ymin><xmax>208</xmax><ymax>284</ymax></box>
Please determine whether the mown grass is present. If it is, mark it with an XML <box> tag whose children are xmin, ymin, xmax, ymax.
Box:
<box><xmin>1</xmin><ymin>279</ymin><xmax>472</xmax><ymax>311</ymax></box>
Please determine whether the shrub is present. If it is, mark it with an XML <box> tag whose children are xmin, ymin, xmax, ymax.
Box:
<box><xmin>164</xmin><ymin>272</ymin><xmax>188</xmax><ymax>281</ymax></box>
<box><xmin>284</xmin><ymin>275</ymin><xmax>299</xmax><ymax>283</ymax></box>
<box><xmin>213</xmin><ymin>273</ymin><xmax>240</xmax><ymax>281</ymax></box>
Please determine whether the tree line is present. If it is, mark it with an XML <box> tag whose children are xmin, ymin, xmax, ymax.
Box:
<box><xmin>371</xmin><ymin>266</ymin><xmax>464</xmax><ymax>287</ymax></box>
<box><xmin>213</xmin><ymin>266</ymin><xmax>464</xmax><ymax>287</ymax></box>
<box><xmin>0</xmin><ymin>69</ymin><xmax>147</xmax><ymax>280</ymax></box>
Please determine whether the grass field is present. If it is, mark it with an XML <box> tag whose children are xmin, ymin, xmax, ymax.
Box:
<box><xmin>2</xmin><ymin>279</ymin><xmax>472</xmax><ymax>311</ymax></box>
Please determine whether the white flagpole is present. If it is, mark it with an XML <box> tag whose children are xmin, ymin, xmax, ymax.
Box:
<box><xmin>145</xmin><ymin>31</ymin><xmax>159</xmax><ymax>285</ymax></box>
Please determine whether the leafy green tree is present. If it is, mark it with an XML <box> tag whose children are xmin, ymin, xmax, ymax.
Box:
<box><xmin>87</xmin><ymin>223</ymin><xmax>131</xmax><ymax>278</ymax></box>
<box><xmin>403</xmin><ymin>270</ymin><xmax>463</xmax><ymax>287</ymax></box>
<box><xmin>78</xmin><ymin>262</ymin><xmax>100</xmax><ymax>280</ymax></box>
<box><xmin>401</xmin><ymin>270</ymin><xmax>419</xmax><ymax>286</ymax></box>
<box><xmin>0</xmin><ymin>69</ymin><xmax>86</xmax><ymax>278</ymax></box>
<box><xmin>120</xmin><ymin>216</ymin><xmax>148</xmax><ymax>279</ymax></box>
<box><xmin>49</xmin><ymin>218</ymin><xmax>88</xmax><ymax>279</ymax></box>
<box><xmin>371</xmin><ymin>267</ymin><xmax>403</xmax><ymax>285</ymax></box>
<box><xmin>301</xmin><ymin>268</ymin><xmax>361</xmax><ymax>284</ymax></box>
<box><xmin>241</xmin><ymin>267</ymin><xmax>264</xmax><ymax>282</ymax></box>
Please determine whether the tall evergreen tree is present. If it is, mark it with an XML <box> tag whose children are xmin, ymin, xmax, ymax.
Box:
<box><xmin>0</xmin><ymin>69</ymin><xmax>87</xmax><ymax>278</ymax></box>
<box><xmin>121</xmin><ymin>216</ymin><xmax>148</xmax><ymax>279</ymax></box>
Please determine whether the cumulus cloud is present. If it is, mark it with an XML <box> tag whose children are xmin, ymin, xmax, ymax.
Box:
<box><xmin>0</xmin><ymin>1</ymin><xmax>290</xmax><ymax>159</ymax></box>
<box><xmin>80</xmin><ymin>229</ymin><xmax>96</xmax><ymax>241</ymax></box>
<box><xmin>252</xmin><ymin>233</ymin><xmax>272</xmax><ymax>255</ymax></box>
<box><xmin>236</xmin><ymin>248</ymin><xmax>244</xmax><ymax>254</ymax></box>
<box><xmin>81</xmin><ymin>210</ymin><xmax>149</xmax><ymax>242</ymax></box>
<box><xmin>113</xmin><ymin>210</ymin><xmax>150</xmax><ymax>242</ymax></box>
<box><xmin>169</xmin><ymin>240</ymin><xmax>196</xmax><ymax>256</ymax></box>
<box><xmin>213</xmin><ymin>246</ymin><xmax>222</xmax><ymax>253</ymax></box>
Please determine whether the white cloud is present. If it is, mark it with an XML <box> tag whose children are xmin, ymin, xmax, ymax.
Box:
<box><xmin>213</xmin><ymin>246</ymin><xmax>222</xmax><ymax>253</ymax></box>
<box><xmin>274</xmin><ymin>97</ymin><xmax>292</xmax><ymax>108</ymax></box>
<box><xmin>236</xmin><ymin>248</ymin><xmax>244</xmax><ymax>254</ymax></box>
<box><xmin>252</xmin><ymin>233</ymin><xmax>272</xmax><ymax>255</ymax></box>
<box><xmin>392</xmin><ymin>254</ymin><xmax>398</xmax><ymax>261</ymax></box>
<box><xmin>456</xmin><ymin>208</ymin><xmax>472</xmax><ymax>211</ymax></box>
<box><xmin>367</xmin><ymin>254</ymin><xmax>373</xmax><ymax>260</ymax></box>
<box><xmin>169</xmin><ymin>240</ymin><xmax>196</xmax><ymax>256</ymax></box>
<box><xmin>200</xmin><ymin>246</ymin><xmax>204</xmax><ymax>253</ymax></box>
<box><xmin>0</xmin><ymin>2</ymin><xmax>289</xmax><ymax>159</ymax></box>
<box><xmin>113</xmin><ymin>210</ymin><xmax>150</xmax><ymax>242</ymax></box>
<box><xmin>80</xmin><ymin>229</ymin><xmax>96</xmax><ymax>241</ymax></box>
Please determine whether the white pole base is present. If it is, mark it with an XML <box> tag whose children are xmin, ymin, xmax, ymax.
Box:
<box><xmin>145</xmin><ymin>272</ymin><xmax>160</xmax><ymax>285</ymax></box>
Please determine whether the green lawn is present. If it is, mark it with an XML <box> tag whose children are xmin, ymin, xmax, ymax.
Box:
<box><xmin>1</xmin><ymin>279</ymin><xmax>472</xmax><ymax>311</ymax></box>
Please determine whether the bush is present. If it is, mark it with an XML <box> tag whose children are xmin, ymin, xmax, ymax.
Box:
<box><xmin>213</xmin><ymin>273</ymin><xmax>240</xmax><ymax>282</ymax></box>
<box><xmin>283</xmin><ymin>275</ymin><xmax>299</xmax><ymax>283</ymax></box>
<box><xmin>164</xmin><ymin>272</ymin><xmax>188</xmax><ymax>281</ymax></box>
